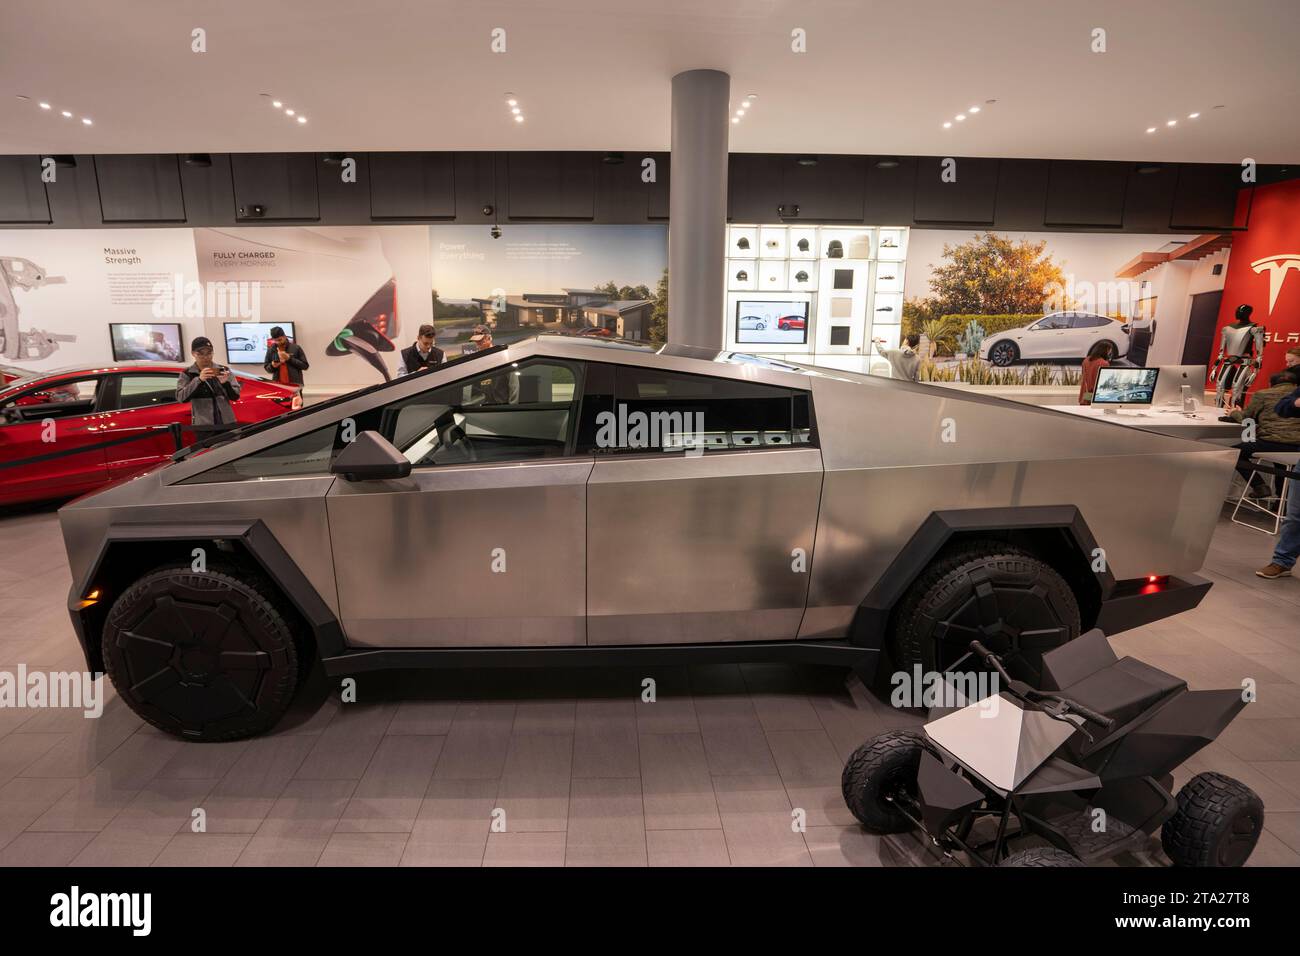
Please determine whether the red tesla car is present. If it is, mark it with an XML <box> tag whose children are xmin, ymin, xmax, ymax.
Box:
<box><xmin>777</xmin><ymin>315</ymin><xmax>806</xmax><ymax>331</ymax></box>
<box><xmin>0</xmin><ymin>362</ymin><xmax>299</xmax><ymax>506</ymax></box>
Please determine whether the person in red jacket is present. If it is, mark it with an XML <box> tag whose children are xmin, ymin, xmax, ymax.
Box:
<box><xmin>1078</xmin><ymin>340</ymin><xmax>1116</xmax><ymax>404</ymax></box>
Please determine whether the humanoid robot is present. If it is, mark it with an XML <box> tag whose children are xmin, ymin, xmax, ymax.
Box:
<box><xmin>1210</xmin><ymin>303</ymin><xmax>1266</xmax><ymax>408</ymax></box>
<box><xmin>0</xmin><ymin>256</ymin><xmax>73</xmax><ymax>361</ymax></box>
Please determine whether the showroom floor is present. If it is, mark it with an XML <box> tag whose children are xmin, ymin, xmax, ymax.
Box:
<box><xmin>0</xmin><ymin>504</ymin><xmax>1298</xmax><ymax>867</ymax></box>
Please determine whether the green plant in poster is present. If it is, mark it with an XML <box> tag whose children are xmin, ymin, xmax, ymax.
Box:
<box><xmin>921</xmin><ymin>317</ymin><xmax>958</xmax><ymax>356</ymax></box>
<box><xmin>649</xmin><ymin>268</ymin><xmax>668</xmax><ymax>345</ymax></box>
<box><xmin>956</xmin><ymin>319</ymin><xmax>986</xmax><ymax>357</ymax></box>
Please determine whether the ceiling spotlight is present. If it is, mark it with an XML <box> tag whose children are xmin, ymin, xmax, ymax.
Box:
<box><xmin>285</xmin><ymin>108</ymin><xmax>295</xmax><ymax>116</ymax></box>
<box><xmin>955</xmin><ymin>114</ymin><xmax>966</xmax><ymax>121</ymax></box>
<box><xmin>38</xmin><ymin>102</ymin><xmax>50</xmax><ymax>110</ymax></box>
<box><xmin>61</xmin><ymin>110</ymin><xmax>71</xmax><ymax>118</ymax></box>
<box><xmin>1188</xmin><ymin>112</ymin><xmax>1200</xmax><ymax>119</ymax></box>
<box><xmin>968</xmin><ymin>106</ymin><xmax>981</xmax><ymax>113</ymax></box>
<box><xmin>1166</xmin><ymin>119</ymin><xmax>1176</xmax><ymax>126</ymax></box>
<box><xmin>81</xmin><ymin>117</ymin><xmax>92</xmax><ymax>126</ymax></box>
<box><xmin>272</xmin><ymin>100</ymin><xmax>282</xmax><ymax>108</ymax></box>
<box><xmin>511</xmin><ymin>107</ymin><xmax>520</xmax><ymax>115</ymax></box>
<box><xmin>514</xmin><ymin>115</ymin><xmax>524</xmax><ymax>123</ymax></box>
<box><xmin>506</xmin><ymin>98</ymin><xmax>517</xmax><ymax>106</ymax></box>
<box><xmin>297</xmin><ymin>116</ymin><xmax>306</xmax><ymax>124</ymax></box>
<box><xmin>943</xmin><ymin>121</ymin><xmax>952</xmax><ymax>128</ymax></box>
<box><xmin>732</xmin><ymin>117</ymin><xmax>740</xmax><ymax>124</ymax></box>
<box><xmin>737</xmin><ymin>109</ymin><xmax>745</xmax><ymax>116</ymax></box>
<box><xmin>1146</xmin><ymin>126</ymin><xmax>1157</xmax><ymax>133</ymax></box>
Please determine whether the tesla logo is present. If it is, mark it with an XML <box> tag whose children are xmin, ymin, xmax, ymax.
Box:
<box><xmin>1250</xmin><ymin>254</ymin><xmax>1300</xmax><ymax>313</ymax></box>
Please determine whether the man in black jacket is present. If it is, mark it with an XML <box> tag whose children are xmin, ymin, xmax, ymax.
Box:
<box><xmin>264</xmin><ymin>326</ymin><xmax>309</xmax><ymax>387</ymax></box>
<box><xmin>176</xmin><ymin>336</ymin><xmax>240</xmax><ymax>427</ymax></box>
<box><xmin>399</xmin><ymin>324</ymin><xmax>444</xmax><ymax>376</ymax></box>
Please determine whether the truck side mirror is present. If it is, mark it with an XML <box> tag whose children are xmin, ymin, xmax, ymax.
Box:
<box><xmin>330</xmin><ymin>430</ymin><xmax>412</xmax><ymax>482</ymax></box>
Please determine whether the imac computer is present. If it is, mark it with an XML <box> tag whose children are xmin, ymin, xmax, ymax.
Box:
<box><xmin>1092</xmin><ymin>367</ymin><xmax>1160</xmax><ymax>415</ymax></box>
<box><xmin>1152</xmin><ymin>365</ymin><xmax>1208</xmax><ymax>409</ymax></box>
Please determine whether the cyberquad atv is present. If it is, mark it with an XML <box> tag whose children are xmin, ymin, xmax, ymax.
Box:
<box><xmin>843</xmin><ymin>629</ymin><xmax>1263</xmax><ymax>867</ymax></box>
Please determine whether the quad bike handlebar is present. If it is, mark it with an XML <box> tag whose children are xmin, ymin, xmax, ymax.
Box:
<box><xmin>968</xmin><ymin>641</ymin><xmax>1115</xmax><ymax>731</ymax></box>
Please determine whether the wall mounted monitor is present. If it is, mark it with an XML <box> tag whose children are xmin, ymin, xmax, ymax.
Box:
<box><xmin>735</xmin><ymin>300</ymin><xmax>809</xmax><ymax>345</ymax></box>
<box><xmin>1093</xmin><ymin>366</ymin><xmax>1159</xmax><ymax>406</ymax></box>
<box><xmin>109</xmin><ymin>323</ymin><xmax>183</xmax><ymax>363</ymax></box>
<box><xmin>223</xmin><ymin>322</ymin><xmax>295</xmax><ymax>362</ymax></box>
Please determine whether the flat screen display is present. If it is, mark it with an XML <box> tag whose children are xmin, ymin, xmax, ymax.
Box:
<box><xmin>1093</xmin><ymin>367</ymin><xmax>1159</xmax><ymax>405</ymax></box>
<box><xmin>109</xmin><ymin>323</ymin><xmax>183</xmax><ymax>362</ymax></box>
<box><xmin>223</xmin><ymin>322</ymin><xmax>295</xmax><ymax>362</ymax></box>
<box><xmin>735</xmin><ymin>301</ymin><xmax>809</xmax><ymax>345</ymax></box>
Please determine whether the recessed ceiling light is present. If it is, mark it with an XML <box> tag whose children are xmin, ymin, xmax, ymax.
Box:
<box><xmin>506</xmin><ymin>97</ymin><xmax>517</xmax><ymax>106</ymax></box>
<box><xmin>732</xmin><ymin>117</ymin><xmax>740</xmax><ymax>124</ymax></box>
<box><xmin>1188</xmin><ymin>112</ymin><xmax>1200</xmax><ymax>119</ymax></box>
<box><xmin>285</xmin><ymin>109</ymin><xmax>295</xmax><ymax>116</ymax></box>
<box><xmin>81</xmin><ymin>118</ymin><xmax>92</xmax><ymax>126</ymax></box>
<box><xmin>296</xmin><ymin>116</ymin><xmax>306</xmax><ymax>124</ymax></box>
<box><xmin>1166</xmin><ymin>119</ymin><xmax>1176</xmax><ymax>126</ymax></box>
<box><xmin>511</xmin><ymin>107</ymin><xmax>520</xmax><ymax>115</ymax></box>
<box><xmin>61</xmin><ymin>110</ymin><xmax>71</xmax><ymax>118</ymax></box>
<box><xmin>955</xmin><ymin>114</ymin><xmax>966</xmax><ymax>121</ymax></box>
<box><xmin>272</xmin><ymin>100</ymin><xmax>282</xmax><ymax>108</ymax></box>
<box><xmin>38</xmin><ymin>102</ymin><xmax>50</xmax><ymax>110</ymax></box>
<box><xmin>514</xmin><ymin>115</ymin><xmax>524</xmax><ymax>123</ymax></box>
<box><xmin>943</xmin><ymin>121</ymin><xmax>952</xmax><ymax>128</ymax></box>
<box><xmin>1146</xmin><ymin>126</ymin><xmax>1157</xmax><ymax>133</ymax></box>
<box><xmin>968</xmin><ymin>106</ymin><xmax>981</xmax><ymax>113</ymax></box>
<box><xmin>737</xmin><ymin>109</ymin><xmax>745</xmax><ymax>116</ymax></box>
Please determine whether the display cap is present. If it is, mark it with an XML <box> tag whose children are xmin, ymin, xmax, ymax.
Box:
<box><xmin>794</xmin><ymin>271</ymin><xmax>809</xmax><ymax>282</ymax></box>
<box><xmin>736</xmin><ymin>270</ymin><xmax>748</xmax><ymax>281</ymax></box>
<box><xmin>797</xmin><ymin>238</ymin><xmax>810</xmax><ymax>252</ymax></box>
<box><xmin>736</xmin><ymin>237</ymin><xmax>750</xmax><ymax>250</ymax></box>
<box><xmin>827</xmin><ymin>240</ymin><xmax>843</xmax><ymax>258</ymax></box>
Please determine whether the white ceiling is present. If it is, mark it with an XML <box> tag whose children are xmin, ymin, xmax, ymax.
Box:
<box><xmin>2</xmin><ymin>0</ymin><xmax>1297</xmax><ymax>163</ymax></box>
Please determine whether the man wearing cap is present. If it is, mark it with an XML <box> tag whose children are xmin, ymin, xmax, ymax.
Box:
<box><xmin>461</xmin><ymin>323</ymin><xmax>494</xmax><ymax>355</ymax></box>
<box><xmin>399</xmin><ymin>324</ymin><xmax>444</xmax><ymax>376</ymax></box>
<box><xmin>263</xmin><ymin>326</ymin><xmax>310</xmax><ymax>387</ymax></box>
<box><xmin>177</xmin><ymin>336</ymin><xmax>241</xmax><ymax>427</ymax></box>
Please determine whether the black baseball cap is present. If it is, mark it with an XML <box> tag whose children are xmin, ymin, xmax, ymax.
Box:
<box><xmin>191</xmin><ymin>336</ymin><xmax>213</xmax><ymax>351</ymax></box>
<box><xmin>269</xmin><ymin>326</ymin><xmax>286</xmax><ymax>338</ymax></box>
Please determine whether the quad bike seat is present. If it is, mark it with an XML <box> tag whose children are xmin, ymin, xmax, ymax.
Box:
<box><xmin>1041</xmin><ymin>629</ymin><xmax>1186</xmax><ymax>728</ymax></box>
<box><xmin>1059</xmin><ymin>657</ymin><xmax>1186</xmax><ymax>729</ymax></box>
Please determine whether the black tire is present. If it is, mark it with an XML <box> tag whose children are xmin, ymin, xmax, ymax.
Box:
<box><xmin>842</xmin><ymin>729</ymin><xmax>938</xmax><ymax>833</ymax></box>
<box><xmin>102</xmin><ymin>564</ymin><xmax>301</xmax><ymax>741</ymax></box>
<box><xmin>999</xmin><ymin>847</ymin><xmax>1084</xmax><ymax>867</ymax></box>
<box><xmin>988</xmin><ymin>340</ymin><xmax>1019</xmax><ymax>366</ymax></box>
<box><xmin>1161</xmin><ymin>772</ymin><xmax>1264</xmax><ymax>867</ymax></box>
<box><xmin>889</xmin><ymin>540</ymin><xmax>1081</xmax><ymax>685</ymax></box>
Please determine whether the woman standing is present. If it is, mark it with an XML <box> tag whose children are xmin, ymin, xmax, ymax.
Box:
<box><xmin>1078</xmin><ymin>340</ymin><xmax>1115</xmax><ymax>405</ymax></box>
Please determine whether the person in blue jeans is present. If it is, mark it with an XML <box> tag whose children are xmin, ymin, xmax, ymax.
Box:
<box><xmin>1258</xmin><ymin>384</ymin><xmax>1300</xmax><ymax>578</ymax></box>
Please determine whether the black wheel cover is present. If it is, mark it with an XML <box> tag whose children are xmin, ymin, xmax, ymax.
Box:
<box><xmin>891</xmin><ymin>543</ymin><xmax>1081</xmax><ymax>685</ymax></box>
<box><xmin>102</xmin><ymin>566</ymin><xmax>299</xmax><ymax>741</ymax></box>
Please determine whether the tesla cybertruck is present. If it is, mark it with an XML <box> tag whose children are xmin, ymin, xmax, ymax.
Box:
<box><xmin>57</xmin><ymin>336</ymin><xmax>1236</xmax><ymax>739</ymax></box>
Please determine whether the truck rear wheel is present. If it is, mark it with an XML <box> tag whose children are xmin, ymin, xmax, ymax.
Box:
<box><xmin>102</xmin><ymin>564</ymin><xmax>301</xmax><ymax>741</ymax></box>
<box><xmin>889</xmin><ymin>540</ymin><xmax>1081</xmax><ymax>685</ymax></box>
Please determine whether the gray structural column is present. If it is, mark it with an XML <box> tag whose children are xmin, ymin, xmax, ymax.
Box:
<box><xmin>668</xmin><ymin>69</ymin><xmax>730</xmax><ymax>350</ymax></box>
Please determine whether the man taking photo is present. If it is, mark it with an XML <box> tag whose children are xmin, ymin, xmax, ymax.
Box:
<box><xmin>176</xmin><ymin>336</ymin><xmax>240</xmax><ymax>427</ymax></box>
<box><xmin>263</xmin><ymin>326</ymin><xmax>310</xmax><ymax>389</ymax></box>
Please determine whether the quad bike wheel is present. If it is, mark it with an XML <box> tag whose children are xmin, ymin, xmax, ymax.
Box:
<box><xmin>1161</xmin><ymin>772</ymin><xmax>1264</xmax><ymax>867</ymax></box>
<box><xmin>102</xmin><ymin>564</ymin><xmax>302</xmax><ymax>742</ymax></box>
<box><xmin>842</xmin><ymin>729</ymin><xmax>938</xmax><ymax>833</ymax></box>
<box><xmin>889</xmin><ymin>540</ymin><xmax>1081</xmax><ymax>685</ymax></box>
<box><xmin>998</xmin><ymin>847</ymin><xmax>1085</xmax><ymax>867</ymax></box>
